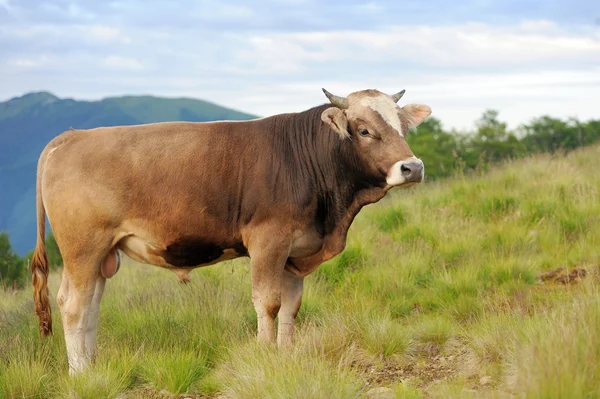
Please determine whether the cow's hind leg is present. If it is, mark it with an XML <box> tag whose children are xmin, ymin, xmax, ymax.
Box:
<box><xmin>57</xmin><ymin>247</ymin><xmax>111</xmax><ymax>375</ymax></box>
<box><xmin>85</xmin><ymin>274</ymin><xmax>106</xmax><ymax>361</ymax></box>
<box><xmin>85</xmin><ymin>248</ymin><xmax>119</xmax><ymax>360</ymax></box>
<box><xmin>277</xmin><ymin>268</ymin><xmax>304</xmax><ymax>347</ymax></box>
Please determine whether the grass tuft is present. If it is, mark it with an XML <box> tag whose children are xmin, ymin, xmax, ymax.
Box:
<box><xmin>215</xmin><ymin>343</ymin><xmax>362</xmax><ymax>399</ymax></box>
<box><xmin>139</xmin><ymin>349</ymin><xmax>209</xmax><ymax>394</ymax></box>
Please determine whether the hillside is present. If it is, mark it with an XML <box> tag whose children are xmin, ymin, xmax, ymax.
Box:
<box><xmin>1</xmin><ymin>145</ymin><xmax>599</xmax><ymax>398</ymax></box>
<box><xmin>0</xmin><ymin>92</ymin><xmax>257</xmax><ymax>254</ymax></box>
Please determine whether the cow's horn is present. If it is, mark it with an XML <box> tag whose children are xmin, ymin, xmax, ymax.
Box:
<box><xmin>391</xmin><ymin>90</ymin><xmax>406</xmax><ymax>103</ymax></box>
<box><xmin>322</xmin><ymin>88</ymin><xmax>349</xmax><ymax>109</ymax></box>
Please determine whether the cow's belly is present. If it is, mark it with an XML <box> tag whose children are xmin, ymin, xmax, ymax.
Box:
<box><xmin>117</xmin><ymin>235</ymin><xmax>242</xmax><ymax>266</ymax></box>
<box><xmin>114</xmin><ymin>222</ymin><xmax>322</xmax><ymax>272</ymax></box>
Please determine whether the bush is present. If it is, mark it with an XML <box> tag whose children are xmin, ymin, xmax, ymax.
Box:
<box><xmin>410</xmin><ymin>111</ymin><xmax>600</xmax><ymax>181</ymax></box>
<box><xmin>0</xmin><ymin>231</ymin><xmax>25</xmax><ymax>289</ymax></box>
<box><xmin>24</xmin><ymin>233</ymin><xmax>63</xmax><ymax>271</ymax></box>
<box><xmin>1</xmin><ymin>232</ymin><xmax>63</xmax><ymax>290</ymax></box>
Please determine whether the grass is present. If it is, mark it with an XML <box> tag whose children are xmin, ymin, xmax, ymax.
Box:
<box><xmin>1</xmin><ymin>145</ymin><xmax>600</xmax><ymax>398</ymax></box>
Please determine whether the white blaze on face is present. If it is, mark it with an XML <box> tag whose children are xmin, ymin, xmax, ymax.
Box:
<box><xmin>360</xmin><ymin>95</ymin><xmax>404</xmax><ymax>137</ymax></box>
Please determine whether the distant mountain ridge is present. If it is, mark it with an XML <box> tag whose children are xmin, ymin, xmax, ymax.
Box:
<box><xmin>0</xmin><ymin>91</ymin><xmax>258</xmax><ymax>254</ymax></box>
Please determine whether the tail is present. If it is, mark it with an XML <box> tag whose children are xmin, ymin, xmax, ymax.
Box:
<box><xmin>31</xmin><ymin>148</ymin><xmax>52</xmax><ymax>337</ymax></box>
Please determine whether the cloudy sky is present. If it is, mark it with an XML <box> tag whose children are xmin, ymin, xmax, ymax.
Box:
<box><xmin>1</xmin><ymin>0</ymin><xmax>599</xmax><ymax>130</ymax></box>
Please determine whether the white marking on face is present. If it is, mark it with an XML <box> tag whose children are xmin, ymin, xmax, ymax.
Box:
<box><xmin>360</xmin><ymin>96</ymin><xmax>404</xmax><ymax>137</ymax></box>
<box><xmin>386</xmin><ymin>157</ymin><xmax>424</xmax><ymax>186</ymax></box>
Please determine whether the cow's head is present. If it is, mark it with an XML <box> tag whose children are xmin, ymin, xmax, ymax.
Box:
<box><xmin>321</xmin><ymin>88</ymin><xmax>431</xmax><ymax>188</ymax></box>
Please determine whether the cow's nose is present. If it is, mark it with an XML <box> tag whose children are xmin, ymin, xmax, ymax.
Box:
<box><xmin>386</xmin><ymin>157</ymin><xmax>425</xmax><ymax>186</ymax></box>
<box><xmin>400</xmin><ymin>160</ymin><xmax>424</xmax><ymax>183</ymax></box>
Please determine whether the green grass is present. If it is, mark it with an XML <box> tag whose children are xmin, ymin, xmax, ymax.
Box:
<box><xmin>1</xmin><ymin>145</ymin><xmax>600</xmax><ymax>398</ymax></box>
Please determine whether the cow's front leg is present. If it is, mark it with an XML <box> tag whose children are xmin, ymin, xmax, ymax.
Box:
<box><xmin>248</xmin><ymin>233</ymin><xmax>291</xmax><ymax>344</ymax></box>
<box><xmin>278</xmin><ymin>268</ymin><xmax>304</xmax><ymax>347</ymax></box>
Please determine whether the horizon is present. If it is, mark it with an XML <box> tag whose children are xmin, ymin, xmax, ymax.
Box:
<box><xmin>2</xmin><ymin>87</ymin><xmax>597</xmax><ymax>134</ymax></box>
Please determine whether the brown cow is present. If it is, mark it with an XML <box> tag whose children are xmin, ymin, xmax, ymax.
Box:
<box><xmin>30</xmin><ymin>88</ymin><xmax>431</xmax><ymax>374</ymax></box>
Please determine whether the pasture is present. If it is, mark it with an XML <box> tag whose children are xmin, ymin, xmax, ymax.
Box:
<box><xmin>1</xmin><ymin>145</ymin><xmax>599</xmax><ymax>398</ymax></box>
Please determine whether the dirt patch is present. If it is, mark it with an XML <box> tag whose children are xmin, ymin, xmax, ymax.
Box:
<box><xmin>121</xmin><ymin>388</ymin><xmax>218</xmax><ymax>399</ymax></box>
<box><xmin>353</xmin><ymin>337</ymin><xmax>505</xmax><ymax>398</ymax></box>
<box><xmin>398</xmin><ymin>355</ymin><xmax>458</xmax><ymax>386</ymax></box>
<box><xmin>358</xmin><ymin>356</ymin><xmax>457</xmax><ymax>388</ymax></box>
<box><xmin>540</xmin><ymin>267</ymin><xmax>588</xmax><ymax>285</ymax></box>
<box><xmin>358</xmin><ymin>340</ymin><xmax>473</xmax><ymax>389</ymax></box>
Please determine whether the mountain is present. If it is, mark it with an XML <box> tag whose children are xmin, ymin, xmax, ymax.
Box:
<box><xmin>0</xmin><ymin>92</ymin><xmax>257</xmax><ymax>254</ymax></box>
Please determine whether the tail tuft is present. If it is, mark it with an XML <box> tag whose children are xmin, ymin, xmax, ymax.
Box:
<box><xmin>31</xmin><ymin>247</ymin><xmax>52</xmax><ymax>336</ymax></box>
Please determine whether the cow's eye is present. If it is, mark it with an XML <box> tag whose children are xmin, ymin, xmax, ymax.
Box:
<box><xmin>359</xmin><ymin>129</ymin><xmax>369</xmax><ymax>137</ymax></box>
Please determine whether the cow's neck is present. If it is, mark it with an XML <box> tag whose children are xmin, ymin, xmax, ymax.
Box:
<box><xmin>267</xmin><ymin>104</ymin><xmax>388</xmax><ymax>231</ymax></box>
<box><xmin>310</xmin><ymin>120</ymin><xmax>387</xmax><ymax>234</ymax></box>
<box><xmin>316</xmin><ymin>172</ymin><xmax>385</xmax><ymax>235</ymax></box>
<box><xmin>271</xmin><ymin>106</ymin><xmax>390</xmax><ymax>276</ymax></box>
<box><xmin>333</xmin><ymin>184</ymin><xmax>388</xmax><ymax>237</ymax></box>
<box><xmin>287</xmin><ymin>185</ymin><xmax>387</xmax><ymax>276</ymax></box>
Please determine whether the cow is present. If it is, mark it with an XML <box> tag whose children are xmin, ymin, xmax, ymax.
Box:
<box><xmin>30</xmin><ymin>88</ymin><xmax>431</xmax><ymax>374</ymax></box>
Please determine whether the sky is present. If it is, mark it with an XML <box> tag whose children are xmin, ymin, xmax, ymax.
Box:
<box><xmin>0</xmin><ymin>0</ymin><xmax>599</xmax><ymax>131</ymax></box>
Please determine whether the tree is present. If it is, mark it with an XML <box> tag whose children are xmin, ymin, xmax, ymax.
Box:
<box><xmin>0</xmin><ymin>231</ymin><xmax>25</xmax><ymax>288</ymax></box>
<box><xmin>521</xmin><ymin>116</ymin><xmax>577</xmax><ymax>153</ymax></box>
<box><xmin>408</xmin><ymin>117</ymin><xmax>459</xmax><ymax>179</ymax></box>
<box><xmin>46</xmin><ymin>233</ymin><xmax>63</xmax><ymax>269</ymax></box>
<box><xmin>24</xmin><ymin>233</ymin><xmax>63</xmax><ymax>271</ymax></box>
<box><xmin>471</xmin><ymin>110</ymin><xmax>525</xmax><ymax>163</ymax></box>
<box><xmin>581</xmin><ymin>120</ymin><xmax>600</xmax><ymax>146</ymax></box>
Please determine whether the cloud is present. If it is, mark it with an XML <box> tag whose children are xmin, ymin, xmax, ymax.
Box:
<box><xmin>88</xmin><ymin>26</ymin><xmax>121</xmax><ymax>42</ymax></box>
<box><xmin>0</xmin><ymin>0</ymin><xmax>599</xmax><ymax>130</ymax></box>
<box><xmin>103</xmin><ymin>55</ymin><xmax>144</xmax><ymax>70</ymax></box>
<box><xmin>7</xmin><ymin>58</ymin><xmax>43</xmax><ymax>68</ymax></box>
<box><xmin>231</xmin><ymin>21</ymin><xmax>600</xmax><ymax>74</ymax></box>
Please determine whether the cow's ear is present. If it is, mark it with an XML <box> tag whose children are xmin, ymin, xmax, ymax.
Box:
<box><xmin>321</xmin><ymin>107</ymin><xmax>350</xmax><ymax>139</ymax></box>
<box><xmin>403</xmin><ymin>104</ymin><xmax>432</xmax><ymax>128</ymax></box>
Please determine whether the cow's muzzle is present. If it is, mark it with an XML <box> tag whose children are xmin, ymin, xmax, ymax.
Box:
<box><xmin>386</xmin><ymin>157</ymin><xmax>424</xmax><ymax>186</ymax></box>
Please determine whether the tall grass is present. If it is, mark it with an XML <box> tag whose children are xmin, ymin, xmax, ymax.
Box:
<box><xmin>1</xmin><ymin>145</ymin><xmax>599</xmax><ymax>398</ymax></box>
